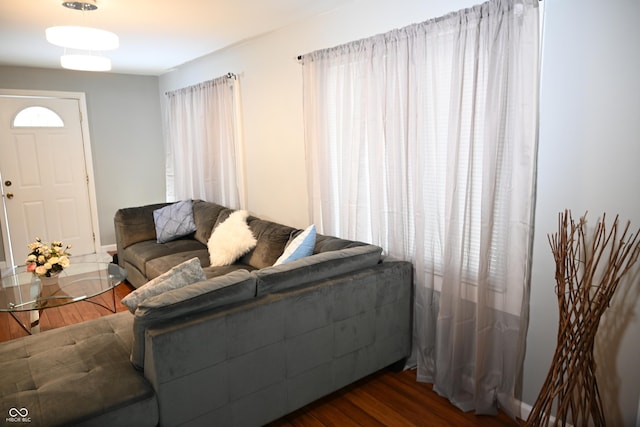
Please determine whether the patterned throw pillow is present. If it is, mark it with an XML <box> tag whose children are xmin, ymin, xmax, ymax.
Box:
<box><xmin>121</xmin><ymin>257</ymin><xmax>206</xmax><ymax>313</ymax></box>
<box><xmin>153</xmin><ymin>199</ymin><xmax>197</xmax><ymax>243</ymax></box>
<box><xmin>208</xmin><ymin>210</ymin><xmax>257</xmax><ymax>266</ymax></box>
<box><xmin>273</xmin><ymin>224</ymin><xmax>316</xmax><ymax>265</ymax></box>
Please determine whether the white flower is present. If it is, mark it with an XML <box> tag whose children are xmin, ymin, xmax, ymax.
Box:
<box><xmin>27</xmin><ymin>237</ymin><xmax>71</xmax><ymax>276</ymax></box>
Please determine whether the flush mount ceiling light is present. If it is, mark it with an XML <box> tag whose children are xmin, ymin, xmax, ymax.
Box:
<box><xmin>60</xmin><ymin>54</ymin><xmax>112</xmax><ymax>72</ymax></box>
<box><xmin>45</xmin><ymin>0</ymin><xmax>119</xmax><ymax>71</ymax></box>
<box><xmin>46</xmin><ymin>26</ymin><xmax>119</xmax><ymax>51</ymax></box>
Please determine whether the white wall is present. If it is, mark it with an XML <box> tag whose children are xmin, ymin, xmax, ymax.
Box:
<box><xmin>160</xmin><ymin>0</ymin><xmax>640</xmax><ymax>423</ymax></box>
<box><xmin>525</xmin><ymin>0</ymin><xmax>640</xmax><ymax>424</ymax></box>
<box><xmin>159</xmin><ymin>0</ymin><xmax>479</xmax><ymax>227</ymax></box>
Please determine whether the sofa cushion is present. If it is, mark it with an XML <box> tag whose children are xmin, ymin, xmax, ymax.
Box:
<box><xmin>314</xmin><ymin>233</ymin><xmax>368</xmax><ymax>252</ymax></box>
<box><xmin>130</xmin><ymin>270</ymin><xmax>257</xmax><ymax>369</ymax></box>
<box><xmin>254</xmin><ymin>244</ymin><xmax>383</xmax><ymax>296</ymax></box>
<box><xmin>123</xmin><ymin>260</ymin><xmax>150</xmax><ymax>289</ymax></box>
<box><xmin>115</xmin><ymin>202</ymin><xmax>171</xmax><ymax>249</ymax></box>
<box><xmin>208</xmin><ymin>210</ymin><xmax>257</xmax><ymax>266</ymax></box>
<box><xmin>0</xmin><ymin>312</ymin><xmax>158</xmax><ymax>427</ymax></box>
<box><xmin>153</xmin><ymin>199</ymin><xmax>197</xmax><ymax>243</ymax></box>
<box><xmin>192</xmin><ymin>200</ymin><xmax>228</xmax><ymax>245</ymax></box>
<box><xmin>145</xmin><ymin>249</ymin><xmax>210</xmax><ymax>280</ymax></box>
<box><xmin>274</xmin><ymin>224</ymin><xmax>316</xmax><ymax>266</ymax></box>
<box><xmin>240</xmin><ymin>217</ymin><xmax>297</xmax><ymax>269</ymax></box>
<box><xmin>203</xmin><ymin>264</ymin><xmax>257</xmax><ymax>279</ymax></box>
<box><xmin>145</xmin><ymin>256</ymin><xmax>257</xmax><ymax>282</ymax></box>
<box><xmin>122</xmin><ymin>257</ymin><xmax>206</xmax><ymax>313</ymax></box>
<box><xmin>122</xmin><ymin>239</ymin><xmax>206</xmax><ymax>278</ymax></box>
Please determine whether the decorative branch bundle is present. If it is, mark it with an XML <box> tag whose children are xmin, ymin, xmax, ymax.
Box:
<box><xmin>526</xmin><ymin>210</ymin><xmax>640</xmax><ymax>427</ymax></box>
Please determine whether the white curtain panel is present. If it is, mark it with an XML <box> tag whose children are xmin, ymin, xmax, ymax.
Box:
<box><xmin>165</xmin><ymin>75</ymin><xmax>244</xmax><ymax>208</ymax></box>
<box><xmin>302</xmin><ymin>0</ymin><xmax>539</xmax><ymax>417</ymax></box>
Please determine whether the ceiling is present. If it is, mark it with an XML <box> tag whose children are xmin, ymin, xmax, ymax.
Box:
<box><xmin>0</xmin><ymin>0</ymin><xmax>346</xmax><ymax>76</ymax></box>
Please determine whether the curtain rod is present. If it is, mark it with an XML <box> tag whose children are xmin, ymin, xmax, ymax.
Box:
<box><xmin>165</xmin><ymin>72</ymin><xmax>237</xmax><ymax>95</ymax></box>
<box><xmin>296</xmin><ymin>1</ymin><xmax>540</xmax><ymax>61</ymax></box>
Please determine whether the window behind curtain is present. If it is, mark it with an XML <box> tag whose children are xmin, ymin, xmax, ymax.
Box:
<box><xmin>302</xmin><ymin>0</ymin><xmax>540</xmax><ymax>416</ymax></box>
<box><xmin>304</xmin><ymin>20</ymin><xmax>514</xmax><ymax>287</ymax></box>
<box><xmin>164</xmin><ymin>74</ymin><xmax>245</xmax><ymax>208</ymax></box>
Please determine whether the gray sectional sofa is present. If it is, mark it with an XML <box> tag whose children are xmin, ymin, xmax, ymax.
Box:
<box><xmin>114</xmin><ymin>199</ymin><xmax>380</xmax><ymax>289</ymax></box>
<box><xmin>0</xmin><ymin>200</ymin><xmax>412</xmax><ymax>427</ymax></box>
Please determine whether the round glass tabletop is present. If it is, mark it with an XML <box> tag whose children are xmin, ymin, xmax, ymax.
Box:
<box><xmin>0</xmin><ymin>262</ymin><xmax>127</xmax><ymax>312</ymax></box>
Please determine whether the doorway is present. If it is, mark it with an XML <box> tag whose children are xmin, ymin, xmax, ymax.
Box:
<box><xmin>0</xmin><ymin>90</ymin><xmax>100</xmax><ymax>268</ymax></box>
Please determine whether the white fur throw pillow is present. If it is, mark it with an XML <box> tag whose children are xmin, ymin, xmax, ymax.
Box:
<box><xmin>208</xmin><ymin>210</ymin><xmax>257</xmax><ymax>266</ymax></box>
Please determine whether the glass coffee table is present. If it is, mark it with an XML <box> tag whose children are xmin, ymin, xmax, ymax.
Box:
<box><xmin>0</xmin><ymin>262</ymin><xmax>127</xmax><ymax>334</ymax></box>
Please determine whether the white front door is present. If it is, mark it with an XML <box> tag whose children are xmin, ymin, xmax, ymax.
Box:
<box><xmin>0</xmin><ymin>95</ymin><xmax>97</xmax><ymax>266</ymax></box>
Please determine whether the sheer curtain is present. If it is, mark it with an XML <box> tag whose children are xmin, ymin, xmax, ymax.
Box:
<box><xmin>164</xmin><ymin>74</ymin><xmax>246</xmax><ymax>208</ymax></box>
<box><xmin>302</xmin><ymin>0</ymin><xmax>539</xmax><ymax>417</ymax></box>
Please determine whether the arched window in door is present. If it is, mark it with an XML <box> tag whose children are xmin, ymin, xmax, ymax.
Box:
<box><xmin>13</xmin><ymin>106</ymin><xmax>64</xmax><ymax>128</ymax></box>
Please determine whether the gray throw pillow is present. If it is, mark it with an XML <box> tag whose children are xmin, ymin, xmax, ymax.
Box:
<box><xmin>121</xmin><ymin>257</ymin><xmax>206</xmax><ymax>313</ymax></box>
<box><xmin>153</xmin><ymin>199</ymin><xmax>197</xmax><ymax>243</ymax></box>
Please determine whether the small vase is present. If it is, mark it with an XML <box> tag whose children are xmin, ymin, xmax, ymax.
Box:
<box><xmin>36</xmin><ymin>272</ymin><xmax>63</xmax><ymax>308</ymax></box>
<box><xmin>38</xmin><ymin>272</ymin><xmax>61</xmax><ymax>287</ymax></box>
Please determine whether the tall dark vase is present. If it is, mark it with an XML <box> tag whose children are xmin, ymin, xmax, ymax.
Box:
<box><xmin>526</xmin><ymin>211</ymin><xmax>640</xmax><ymax>427</ymax></box>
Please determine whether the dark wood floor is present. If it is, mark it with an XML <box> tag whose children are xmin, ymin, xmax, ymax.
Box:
<box><xmin>0</xmin><ymin>281</ymin><xmax>522</xmax><ymax>427</ymax></box>
<box><xmin>267</xmin><ymin>369</ymin><xmax>521</xmax><ymax>427</ymax></box>
<box><xmin>0</xmin><ymin>281</ymin><xmax>134</xmax><ymax>342</ymax></box>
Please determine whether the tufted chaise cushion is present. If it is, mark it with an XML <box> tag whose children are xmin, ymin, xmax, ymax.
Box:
<box><xmin>0</xmin><ymin>312</ymin><xmax>158</xmax><ymax>427</ymax></box>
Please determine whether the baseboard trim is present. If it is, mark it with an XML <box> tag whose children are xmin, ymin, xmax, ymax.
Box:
<box><xmin>518</xmin><ymin>400</ymin><xmax>534</xmax><ymax>425</ymax></box>
<box><xmin>518</xmin><ymin>400</ymin><xmax>574</xmax><ymax>427</ymax></box>
<box><xmin>101</xmin><ymin>244</ymin><xmax>117</xmax><ymax>254</ymax></box>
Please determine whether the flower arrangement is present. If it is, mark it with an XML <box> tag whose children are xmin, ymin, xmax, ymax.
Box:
<box><xmin>25</xmin><ymin>238</ymin><xmax>72</xmax><ymax>277</ymax></box>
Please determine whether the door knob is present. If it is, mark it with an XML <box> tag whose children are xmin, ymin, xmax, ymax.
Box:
<box><xmin>6</xmin><ymin>193</ymin><xmax>13</xmax><ymax>199</ymax></box>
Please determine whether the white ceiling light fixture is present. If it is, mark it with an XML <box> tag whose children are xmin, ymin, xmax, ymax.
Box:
<box><xmin>60</xmin><ymin>54</ymin><xmax>112</xmax><ymax>72</ymax></box>
<box><xmin>45</xmin><ymin>1</ymin><xmax>119</xmax><ymax>72</ymax></box>
<box><xmin>46</xmin><ymin>26</ymin><xmax>119</xmax><ymax>51</ymax></box>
